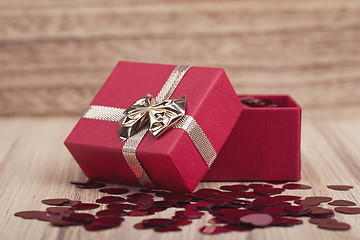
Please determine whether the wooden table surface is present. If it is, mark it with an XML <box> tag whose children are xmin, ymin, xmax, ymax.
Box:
<box><xmin>1</xmin><ymin>114</ymin><xmax>360</xmax><ymax>240</ymax></box>
<box><xmin>1</xmin><ymin>0</ymin><xmax>360</xmax><ymax>239</ymax></box>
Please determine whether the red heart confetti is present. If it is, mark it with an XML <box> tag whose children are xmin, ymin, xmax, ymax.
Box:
<box><xmin>328</xmin><ymin>200</ymin><xmax>356</xmax><ymax>206</ymax></box>
<box><xmin>73</xmin><ymin>203</ymin><xmax>100</xmax><ymax>210</ymax></box>
<box><xmin>133</xmin><ymin>222</ymin><xmax>150</xmax><ymax>230</ymax></box>
<box><xmin>253</xmin><ymin>186</ymin><xmax>284</xmax><ymax>196</ymax></box>
<box><xmin>249</xmin><ymin>183</ymin><xmax>273</xmax><ymax>189</ymax></box>
<box><xmin>70</xmin><ymin>180</ymin><xmax>94</xmax><ymax>186</ymax></box>
<box><xmin>308</xmin><ymin>207</ymin><xmax>334</xmax><ymax>218</ymax></box>
<box><xmin>91</xmin><ymin>217</ymin><xmax>123</xmax><ymax>228</ymax></box>
<box><xmin>84</xmin><ymin>225</ymin><xmax>109</xmax><ymax>231</ymax></box>
<box><xmin>175</xmin><ymin>210</ymin><xmax>204</xmax><ymax>219</ymax></box>
<box><xmin>164</xmin><ymin>194</ymin><xmax>191</xmax><ymax>204</ymax></box>
<box><xmin>173</xmin><ymin>219</ymin><xmax>192</xmax><ymax>226</ymax></box>
<box><xmin>272</xmin><ymin>195</ymin><xmax>301</xmax><ymax>201</ymax></box>
<box><xmin>63</xmin><ymin>213</ymin><xmax>95</xmax><ymax>224</ymax></box>
<box><xmin>318</xmin><ymin>222</ymin><xmax>351</xmax><ymax>231</ymax></box>
<box><xmin>127</xmin><ymin>210</ymin><xmax>154</xmax><ymax>217</ymax></box>
<box><xmin>239</xmin><ymin>213</ymin><xmax>273</xmax><ymax>227</ymax></box>
<box><xmin>36</xmin><ymin>214</ymin><xmax>62</xmax><ymax>222</ymax></box>
<box><xmin>75</xmin><ymin>182</ymin><xmax>106</xmax><ymax>189</ymax></box>
<box><xmin>243</xmin><ymin>191</ymin><xmax>263</xmax><ymax>198</ymax></box>
<box><xmin>62</xmin><ymin>200</ymin><xmax>82</xmax><ymax>207</ymax></box>
<box><xmin>279</xmin><ymin>218</ymin><xmax>303</xmax><ymax>227</ymax></box>
<box><xmin>305</xmin><ymin>196</ymin><xmax>332</xmax><ymax>203</ymax></box>
<box><xmin>14</xmin><ymin>211</ymin><xmax>47</xmax><ymax>219</ymax></box>
<box><xmin>96</xmin><ymin>209</ymin><xmax>127</xmax><ymax>217</ymax></box>
<box><xmin>220</xmin><ymin>184</ymin><xmax>250</xmax><ymax>192</ymax></box>
<box><xmin>96</xmin><ymin>196</ymin><xmax>126</xmax><ymax>204</ymax></box>
<box><xmin>99</xmin><ymin>188</ymin><xmax>129</xmax><ymax>195</ymax></box>
<box><xmin>309</xmin><ymin>218</ymin><xmax>337</xmax><ymax>225</ymax></box>
<box><xmin>260</xmin><ymin>206</ymin><xmax>287</xmax><ymax>215</ymax></box>
<box><xmin>334</xmin><ymin>207</ymin><xmax>360</xmax><ymax>215</ymax></box>
<box><xmin>142</xmin><ymin>218</ymin><xmax>174</xmax><ymax>228</ymax></box>
<box><xmin>282</xmin><ymin>183</ymin><xmax>311</xmax><ymax>190</ymax></box>
<box><xmin>14</xmin><ymin>180</ymin><xmax>357</xmax><ymax>234</ymax></box>
<box><xmin>127</xmin><ymin>196</ymin><xmax>154</xmax><ymax>205</ymax></box>
<box><xmin>153</xmin><ymin>200</ymin><xmax>176</xmax><ymax>208</ymax></box>
<box><xmin>46</xmin><ymin>207</ymin><xmax>74</xmax><ymax>215</ymax></box>
<box><xmin>107</xmin><ymin>203</ymin><xmax>134</xmax><ymax>210</ymax></box>
<box><xmin>41</xmin><ymin>198</ymin><xmax>71</xmax><ymax>206</ymax></box>
<box><xmin>327</xmin><ymin>185</ymin><xmax>353</xmax><ymax>191</ymax></box>
<box><xmin>51</xmin><ymin>218</ymin><xmax>81</xmax><ymax>226</ymax></box>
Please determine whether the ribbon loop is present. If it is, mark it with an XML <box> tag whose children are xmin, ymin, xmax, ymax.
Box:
<box><xmin>118</xmin><ymin>94</ymin><xmax>186</xmax><ymax>142</ymax></box>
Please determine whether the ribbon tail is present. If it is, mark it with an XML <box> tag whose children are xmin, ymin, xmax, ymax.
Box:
<box><xmin>118</xmin><ymin>112</ymin><xmax>148</xmax><ymax>142</ymax></box>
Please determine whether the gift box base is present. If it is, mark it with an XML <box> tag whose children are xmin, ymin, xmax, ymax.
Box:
<box><xmin>202</xmin><ymin>95</ymin><xmax>301</xmax><ymax>181</ymax></box>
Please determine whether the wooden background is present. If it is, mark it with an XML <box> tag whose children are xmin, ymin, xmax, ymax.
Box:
<box><xmin>1</xmin><ymin>0</ymin><xmax>360</xmax><ymax>116</ymax></box>
<box><xmin>0</xmin><ymin>0</ymin><xmax>360</xmax><ymax>239</ymax></box>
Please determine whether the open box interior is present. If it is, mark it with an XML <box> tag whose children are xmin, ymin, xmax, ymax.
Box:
<box><xmin>238</xmin><ymin>95</ymin><xmax>300</xmax><ymax>108</ymax></box>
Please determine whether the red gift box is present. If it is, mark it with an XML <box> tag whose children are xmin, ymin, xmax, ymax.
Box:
<box><xmin>65</xmin><ymin>61</ymin><xmax>243</xmax><ymax>193</ymax></box>
<box><xmin>203</xmin><ymin>95</ymin><xmax>301</xmax><ymax>181</ymax></box>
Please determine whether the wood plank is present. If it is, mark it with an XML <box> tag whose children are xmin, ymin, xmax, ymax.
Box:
<box><xmin>1</xmin><ymin>0</ymin><xmax>360</xmax><ymax>116</ymax></box>
<box><xmin>0</xmin><ymin>115</ymin><xmax>360</xmax><ymax>239</ymax></box>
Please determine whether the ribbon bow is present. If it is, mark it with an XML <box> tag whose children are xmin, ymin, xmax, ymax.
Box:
<box><xmin>118</xmin><ymin>94</ymin><xmax>186</xmax><ymax>142</ymax></box>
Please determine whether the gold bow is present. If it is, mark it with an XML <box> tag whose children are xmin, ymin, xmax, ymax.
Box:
<box><xmin>118</xmin><ymin>94</ymin><xmax>186</xmax><ymax>142</ymax></box>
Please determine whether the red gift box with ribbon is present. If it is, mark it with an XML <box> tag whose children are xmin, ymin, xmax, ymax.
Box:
<box><xmin>203</xmin><ymin>95</ymin><xmax>301</xmax><ymax>181</ymax></box>
<box><xmin>65</xmin><ymin>61</ymin><xmax>243</xmax><ymax>193</ymax></box>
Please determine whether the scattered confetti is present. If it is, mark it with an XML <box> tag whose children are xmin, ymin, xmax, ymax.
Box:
<box><xmin>328</xmin><ymin>200</ymin><xmax>356</xmax><ymax>207</ymax></box>
<box><xmin>142</xmin><ymin>218</ymin><xmax>174</xmax><ymax>228</ymax></box>
<box><xmin>154</xmin><ymin>225</ymin><xmax>181</xmax><ymax>232</ymax></box>
<box><xmin>318</xmin><ymin>222</ymin><xmax>351</xmax><ymax>231</ymax></box>
<box><xmin>308</xmin><ymin>207</ymin><xmax>334</xmax><ymax>218</ymax></box>
<box><xmin>327</xmin><ymin>185</ymin><xmax>353</xmax><ymax>191</ymax></box>
<box><xmin>91</xmin><ymin>217</ymin><xmax>123</xmax><ymax>228</ymax></box>
<box><xmin>74</xmin><ymin>182</ymin><xmax>106</xmax><ymax>189</ymax></box>
<box><xmin>99</xmin><ymin>188</ymin><xmax>129</xmax><ymax>195</ymax></box>
<box><xmin>239</xmin><ymin>213</ymin><xmax>273</xmax><ymax>227</ymax></box>
<box><xmin>96</xmin><ymin>196</ymin><xmax>126</xmax><ymax>204</ymax></box>
<box><xmin>334</xmin><ymin>207</ymin><xmax>360</xmax><ymax>215</ymax></box>
<box><xmin>41</xmin><ymin>198</ymin><xmax>71</xmax><ymax>206</ymax></box>
<box><xmin>73</xmin><ymin>203</ymin><xmax>100</xmax><ymax>210</ymax></box>
<box><xmin>220</xmin><ymin>184</ymin><xmax>249</xmax><ymax>192</ymax></box>
<box><xmin>46</xmin><ymin>207</ymin><xmax>74</xmax><ymax>215</ymax></box>
<box><xmin>14</xmin><ymin>211</ymin><xmax>47</xmax><ymax>219</ymax></box>
<box><xmin>96</xmin><ymin>209</ymin><xmax>127</xmax><ymax>217</ymax></box>
<box><xmin>309</xmin><ymin>218</ymin><xmax>337</xmax><ymax>225</ymax></box>
<box><xmin>107</xmin><ymin>203</ymin><xmax>134</xmax><ymax>210</ymax></box>
<box><xmin>282</xmin><ymin>184</ymin><xmax>311</xmax><ymax>190</ymax></box>
<box><xmin>175</xmin><ymin>210</ymin><xmax>204</xmax><ymax>219</ymax></box>
<box><xmin>14</xmin><ymin>180</ymin><xmax>357</xmax><ymax>234</ymax></box>
<box><xmin>63</xmin><ymin>213</ymin><xmax>95</xmax><ymax>224</ymax></box>
<box><xmin>51</xmin><ymin>218</ymin><xmax>80</xmax><ymax>226</ymax></box>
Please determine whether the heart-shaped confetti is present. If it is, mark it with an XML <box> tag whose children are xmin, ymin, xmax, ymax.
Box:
<box><xmin>240</xmin><ymin>213</ymin><xmax>273</xmax><ymax>227</ymax></box>
<box><xmin>14</xmin><ymin>181</ymin><xmax>356</xmax><ymax>234</ymax></box>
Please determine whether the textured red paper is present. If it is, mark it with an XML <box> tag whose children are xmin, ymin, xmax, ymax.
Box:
<box><xmin>65</xmin><ymin>61</ymin><xmax>243</xmax><ymax>192</ymax></box>
<box><xmin>203</xmin><ymin>95</ymin><xmax>301</xmax><ymax>181</ymax></box>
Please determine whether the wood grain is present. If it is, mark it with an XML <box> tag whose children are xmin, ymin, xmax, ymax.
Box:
<box><xmin>0</xmin><ymin>115</ymin><xmax>360</xmax><ymax>240</ymax></box>
<box><xmin>1</xmin><ymin>0</ymin><xmax>360</xmax><ymax>116</ymax></box>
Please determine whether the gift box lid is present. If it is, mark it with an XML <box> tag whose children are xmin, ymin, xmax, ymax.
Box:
<box><xmin>65</xmin><ymin>61</ymin><xmax>243</xmax><ymax>192</ymax></box>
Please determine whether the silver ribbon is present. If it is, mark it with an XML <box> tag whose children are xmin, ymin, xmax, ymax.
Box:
<box><xmin>82</xmin><ymin>65</ymin><xmax>217</xmax><ymax>187</ymax></box>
